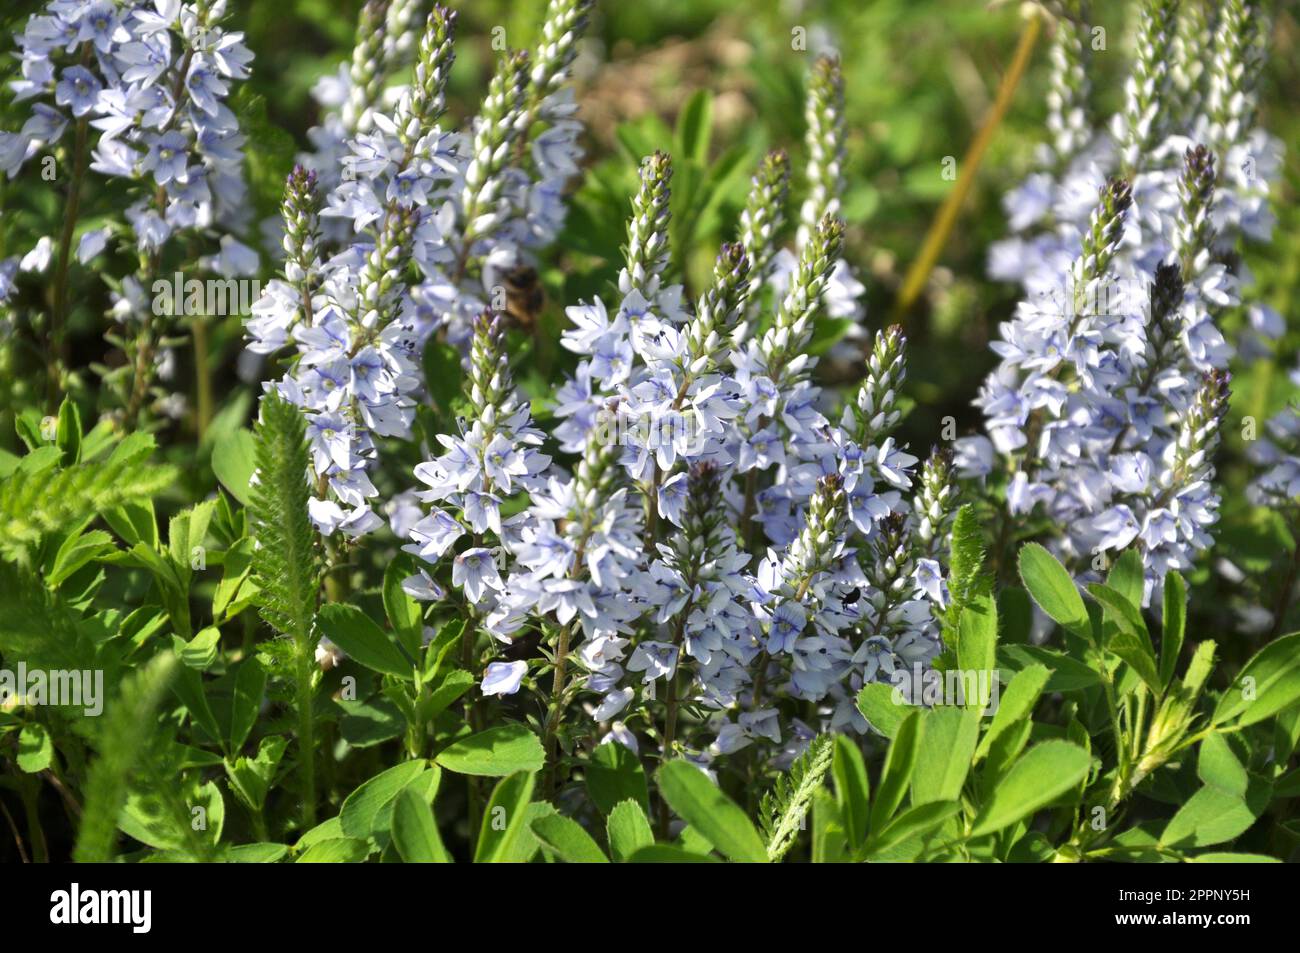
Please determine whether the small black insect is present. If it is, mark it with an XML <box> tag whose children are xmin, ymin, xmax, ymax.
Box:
<box><xmin>841</xmin><ymin>586</ymin><xmax>861</xmax><ymax>608</ymax></box>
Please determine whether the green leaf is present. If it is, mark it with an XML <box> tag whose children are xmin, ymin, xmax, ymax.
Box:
<box><xmin>296</xmin><ymin>838</ymin><xmax>371</xmax><ymax>863</ymax></box>
<box><xmin>955</xmin><ymin>591</ymin><xmax>998</xmax><ymax>680</ymax></box>
<box><xmin>531</xmin><ymin>813</ymin><xmax>609</xmax><ymax>863</ymax></box>
<box><xmin>55</xmin><ymin>396</ymin><xmax>82</xmax><ymax>467</ymax></box>
<box><xmin>1188</xmin><ymin>852</ymin><xmax>1280</xmax><ymax>863</ymax></box>
<box><xmin>46</xmin><ymin>529</ymin><xmax>115</xmax><ymax>588</ymax></box>
<box><xmin>1000</xmin><ymin>644</ymin><xmax>1102</xmax><ymax>692</ymax></box>
<box><xmin>225</xmin><ymin>736</ymin><xmax>287</xmax><ymax>812</ymax></box>
<box><xmin>869</xmin><ymin>709</ymin><xmax>921</xmax><ymax>833</ymax></box>
<box><xmin>339</xmin><ymin>696</ymin><xmax>407</xmax><ymax>748</ymax></box>
<box><xmin>759</xmin><ymin>733</ymin><xmax>833</xmax><ymax>861</ymax></box>
<box><xmin>391</xmin><ymin>787</ymin><xmax>451</xmax><ymax>863</ymax></box>
<box><xmin>104</xmin><ymin>499</ymin><xmax>158</xmax><ymax>550</ymax></box>
<box><xmin>974</xmin><ymin>664</ymin><xmax>1050</xmax><ymax>761</ymax></box>
<box><xmin>212</xmin><ymin>428</ymin><xmax>257</xmax><ymax>507</ymax></box>
<box><xmin>74</xmin><ymin>653</ymin><xmax>177</xmax><ymax>863</ymax></box>
<box><xmin>229</xmin><ymin>657</ymin><xmax>266</xmax><ymax>753</ymax></box>
<box><xmin>856</xmin><ymin>681</ymin><xmax>906</xmax><ymax>738</ymax></box>
<box><xmin>911</xmin><ymin>705</ymin><xmax>980</xmax><ymax>805</ymax></box>
<box><xmin>169</xmin><ymin>660</ymin><xmax>222</xmax><ymax>743</ymax></box>
<box><xmin>317</xmin><ymin>603</ymin><xmax>414</xmax><ymax>679</ymax></box>
<box><xmin>1197</xmin><ymin>733</ymin><xmax>1248</xmax><ymax>798</ymax></box>
<box><xmin>1018</xmin><ymin>543</ymin><xmax>1089</xmax><ymax>639</ymax></box>
<box><xmin>339</xmin><ymin>761</ymin><xmax>430</xmax><ymax>843</ymax></box>
<box><xmin>831</xmin><ymin>735</ymin><xmax>869</xmax><ymax>848</ymax></box>
<box><xmin>1160</xmin><ymin>785</ymin><xmax>1260</xmax><ymax>849</ymax></box>
<box><xmin>435</xmin><ymin>724</ymin><xmax>545</xmax><ymax>777</ymax></box>
<box><xmin>1159</xmin><ymin>571</ymin><xmax>1187</xmax><ymax>689</ymax></box>
<box><xmin>657</xmin><ymin>761</ymin><xmax>768</xmax><ymax>863</ymax></box>
<box><xmin>969</xmin><ymin>741</ymin><xmax>1091</xmax><ymax>838</ymax></box>
<box><xmin>627</xmin><ymin>845</ymin><xmax>721</xmax><ymax>863</ymax></box>
<box><xmin>675</xmin><ymin>89</ymin><xmax>713</xmax><ymax>164</ymax></box>
<box><xmin>947</xmin><ymin>505</ymin><xmax>987</xmax><ymax>611</ymax></box>
<box><xmin>864</xmin><ymin>800</ymin><xmax>960</xmax><ymax>858</ymax></box>
<box><xmin>169</xmin><ymin>499</ymin><xmax>215</xmax><ymax>571</ymax></box>
<box><xmin>586</xmin><ymin>739</ymin><xmax>651</xmax><ymax>815</ymax></box>
<box><xmin>419</xmin><ymin>669</ymin><xmax>475</xmax><ymax>723</ymax></box>
<box><xmin>0</xmin><ymin>451</ymin><xmax>175</xmax><ymax>560</ymax></box>
<box><xmin>1212</xmin><ymin>632</ymin><xmax>1300</xmax><ymax>727</ymax></box>
<box><xmin>17</xmin><ymin>723</ymin><xmax>53</xmax><ymax>772</ymax></box>
<box><xmin>475</xmin><ymin>771</ymin><xmax>536</xmax><ymax>863</ymax></box>
<box><xmin>249</xmin><ymin>395</ymin><xmax>320</xmax><ymax>650</ymax></box>
<box><xmin>1087</xmin><ymin>582</ymin><xmax>1161</xmax><ymax>694</ymax></box>
<box><xmin>1105</xmin><ymin>548</ymin><xmax>1144</xmax><ymax>610</ymax></box>
<box><xmin>383</xmin><ymin>558</ymin><xmax>423</xmax><ymax>655</ymax></box>
<box><xmin>248</xmin><ymin>393</ymin><xmax>322</xmax><ymax>828</ymax></box>
<box><xmin>607</xmin><ymin>798</ymin><xmax>654</xmax><ymax>862</ymax></box>
<box><xmin>225</xmin><ymin>843</ymin><xmax>289</xmax><ymax>863</ymax></box>
<box><xmin>179</xmin><ymin>626</ymin><xmax>222</xmax><ymax>671</ymax></box>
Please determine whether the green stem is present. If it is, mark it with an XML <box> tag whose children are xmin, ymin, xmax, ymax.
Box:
<box><xmin>460</xmin><ymin>615</ymin><xmax>483</xmax><ymax>845</ymax></box>
<box><xmin>293</xmin><ymin>638</ymin><xmax>318</xmax><ymax>830</ymax></box>
<box><xmin>542</xmin><ymin>622</ymin><xmax>574</xmax><ymax>798</ymax></box>
<box><xmin>192</xmin><ymin>315</ymin><xmax>212</xmax><ymax>442</ymax></box>
<box><xmin>47</xmin><ymin>45</ymin><xmax>93</xmax><ymax>412</ymax></box>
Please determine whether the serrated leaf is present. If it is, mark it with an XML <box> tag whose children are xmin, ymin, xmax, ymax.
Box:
<box><xmin>586</xmin><ymin>740</ymin><xmax>651</xmax><ymax>815</ymax></box>
<box><xmin>856</xmin><ymin>681</ymin><xmax>907</xmax><ymax>737</ymax></box>
<box><xmin>1018</xmin><ymin>543</ymin><xmax>1089</xmax><ymax>639</ymax></box>
<box><xmin>607</xmin><ymin>799</ymin><xmax>654</xmax><ymax>862</ymax></box>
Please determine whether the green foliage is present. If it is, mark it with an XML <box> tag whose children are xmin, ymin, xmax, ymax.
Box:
<box><xmin>0</xmin><ymin>437</ymin><xmax>175</xmax><ymax>562</ymax></box>
<box><xmin>248</xmin><ymin>393</ymin><xmax>320</xmax><ymax>649</ymax></box>
<box><xmin>434</xmin><ymin>725</ymin><xmax>546</xmax><ymax>777</ymax></box>
<box><xmin>945</xmin><ymin>504</ymin><xmax>988</xmax><ymax>617</ymax></box>
<box><xmin>248</xmin><ymin>392</ymin><xmax>322</xmax><ymax>828</ymax></box>
<box><xmin>758</xmin><ymin>733</ymin><xmax>833</xmax><ymax>861</ymax></box>
<box><xmin>74</xmin><ymin>653</ymin><xmax>178</xmax><ymax>863</ymax></box>
<box><xmin>657</xmin><ymin>761</ymin><xmax>768</xmax><ymax>863</ymax></box>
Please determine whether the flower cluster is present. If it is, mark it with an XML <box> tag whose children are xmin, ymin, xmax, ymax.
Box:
<box><xmin>0</xmin><ymin>0</ymin><xmax>255</xmax><ymax>417</ymax></box>
<box><xmin>247</xmin><ymin>1</ymin><xmax>590</xmax><ymax>539</ymax></box>
<box><xmin>962</xmin><ymin>1</ymin><xmax>1279</xmax><ymax>600</ymax></box>
<box><xmin>403</xmin><ymin>55</ymin><xmax>957</xmax><ymax>766</ymax></box>
<box><xmin>0</xmin><ymin>0</ymin><xmax>253</xmax><ymax>254</ymax></box>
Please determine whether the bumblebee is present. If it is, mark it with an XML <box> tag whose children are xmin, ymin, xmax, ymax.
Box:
<box><xmin>496</xmin><ymin>263</ymin><xmax>545</xmax><ymax>330</ymax></box>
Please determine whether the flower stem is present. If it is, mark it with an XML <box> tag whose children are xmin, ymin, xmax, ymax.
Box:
<box><xmin>542</xmin><ymin>622</ymin><xmax>573</xmax><ymax>797</ymax></box>
<box><xmin>892</xmin><ymin>10</ymin><xmax>1042</xmax><ymax>319</ymax></box>
<box><xmin>48</xmin><ymin>57</ymin><xmax>92</xmax><ymax>412</ymax></box>
<box><xmin>293</xmin><ymin>635</ymin><xmax>318</xmax><ymax>830</ymax></box>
